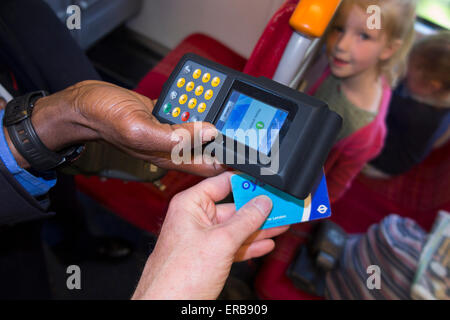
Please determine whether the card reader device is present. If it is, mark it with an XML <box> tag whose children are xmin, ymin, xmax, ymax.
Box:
<box><xmin>152</xmin><ymin>53</ymin><xmax>342</xmax><ymax>199</ymax></box>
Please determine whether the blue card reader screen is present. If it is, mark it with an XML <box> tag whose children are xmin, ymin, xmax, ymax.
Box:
<box><xmin>215</xmin><ymin>90</ymin><xmax>288</xmax><ymax>155</ymax></box>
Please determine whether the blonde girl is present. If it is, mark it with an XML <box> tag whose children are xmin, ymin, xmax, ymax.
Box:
<box><xmin>308</xmin><ymin>0</ymin><xmax>417</xmax><ymax>202</ymax></box>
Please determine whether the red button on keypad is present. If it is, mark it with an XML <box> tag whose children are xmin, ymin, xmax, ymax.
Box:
<box><xmin>181</xmin><ymin>112</ymin><xmax>190</xmax><ymax>122</ymax></box>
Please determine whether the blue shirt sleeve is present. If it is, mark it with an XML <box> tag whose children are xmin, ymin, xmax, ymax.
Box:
<box><xmin>0</xmin><ymin>109</ymin><xmax>57</xmax><ymax>197</ymax></box>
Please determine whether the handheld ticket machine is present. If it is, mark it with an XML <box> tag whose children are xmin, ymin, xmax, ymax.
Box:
<box><xmin>153</xmin><ymin>53</ymin><xmax>342</xmax><ymax>200</ymax></box>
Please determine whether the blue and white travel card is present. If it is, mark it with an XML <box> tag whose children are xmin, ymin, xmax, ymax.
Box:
<box><xmin>231</xmin><ymin>172</ymin><xmax>331</xmax><ymax>230</ymax></box>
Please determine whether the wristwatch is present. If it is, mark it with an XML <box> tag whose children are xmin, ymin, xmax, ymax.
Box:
<box><xmin>3</xmin><ymin>91</ymin><xmax>84</xmax><ymax>172</ymax></box>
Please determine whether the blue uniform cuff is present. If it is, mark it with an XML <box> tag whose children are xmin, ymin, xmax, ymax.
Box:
<box><xmin>0</xmin><ymin>109</ymin><xmax>56</xmax><ymax>197</ymax></box>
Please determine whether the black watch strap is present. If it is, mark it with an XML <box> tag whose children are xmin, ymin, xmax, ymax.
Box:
<box><xmin>3</xmin><ymin>91</ymin><xmax>84</xmax><ymax>172</ymax></box>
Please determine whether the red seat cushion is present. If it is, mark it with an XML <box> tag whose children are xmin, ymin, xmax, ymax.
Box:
<box><xmin>331</xmin><ymin>142</ymin><xmax>450</xmax><ymax>234</ymax></box>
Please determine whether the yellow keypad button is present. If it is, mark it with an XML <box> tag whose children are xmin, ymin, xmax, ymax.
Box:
<box><xmin>211</xmin><ymin>77</ymin><xmax>221</xmax><ymax>87</ymax></box>
<box><xmin>193</xmin><ymin>69</ymin><xmax>202</xmax><ymax>79</ymax></box>
<box><xmin>186</xmin><ymin>81</ymin><xmax>195</xmax><ymax>92</ymax></box>
<box><xmin>198</xmin><ymin>102</ymin><xmax>207</xmax><ymax>113</ymax></box>
<box><xmin>202</xmin><ymin>73</ymin><xmax>211</xmax><ymax>83</ymax></box>
<box><xmin>179</xmin><ymin>94</ymin><xmax>188</xmax><ymax>105</ymax></box>
<box><xmin>176</xmin><ymin>78</ymin><xmax>185</xmax><ymax>88</ymax></box>
<box><xmin>188</xmin><ymin>98</ymin><xmax>197</xmax><ymax>109</ymax></box>
<box><xmin>204</xmin><ymin>89</ymin><xmax>214</xmax><ymax>100</ymax></box>
<box><xmin>195</xmin><ymin>85</ymin><xmax>204</xmax><ymax>96</ymax></box>
<box><xmin>172</xmin><ymin>107</ymin><xmax>181</xmax><ymax>118</ymax></box>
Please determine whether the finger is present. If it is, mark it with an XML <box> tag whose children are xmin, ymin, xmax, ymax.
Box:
<box><xmin>172</xmin><ymin>121</ymin><xmax>218</xmax><ymax>146</ymax></box>
<box><xmin>221</xmin><ymin>195</ymin><xmax>273</xmax><ymax>249</ymax></box>
<box><xmin>174</xmin><ymin>162</ymin><xmax>227</xmax><ymax>177</ymax></box>
<box><xmin>243</xmin><ymin>225</ymin><xmax>290</xmax><ymax>245</ymax></box>
<box><xmin>234</xmin><ymin>239</ymin><xmax>275</xmax><ymax>262</ymax></box>
<box><xmin>145</xmin><ymin>149</ymin><xmax>227</xmax><ymax>177</ymax></box>
<box><xmin>145</xmin><ymin>121</ymin><xmax>218</xmax><ymax>155</ymax></box>
<box><xmin>182</xmin><ymin>171</ymin><xmax>235</xmax><ymax>203</ymax></box>
<box><xmin>215</xmin><ymin>203</ymin><xmax>236</xmax><ymax>224</ymax></box>
<box><xmin>150</xmin><ymin>156</ymin><xmax>226</xmax><ymax>177</ymax></box>
<box><xmin>215</xmin><ymin>205</ymin><xmax>290</xmax><ymax>242</ymax></box>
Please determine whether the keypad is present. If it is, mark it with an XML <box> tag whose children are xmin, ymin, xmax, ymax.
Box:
<box><xmin>158</xmin><ymin>60</ymin><xmax>227</xmax><ymax>123</ymax></box>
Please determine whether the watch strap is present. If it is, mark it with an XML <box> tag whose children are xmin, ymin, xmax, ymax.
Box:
<box><xmin>3</xmin><ymin>91</ymin><xmax>84</xmax><ymax>172</ymax></box>
<box><xmin>3</xmin><ymin>91</ymin><xmax>45</xmax><ymax>126</ymax></box>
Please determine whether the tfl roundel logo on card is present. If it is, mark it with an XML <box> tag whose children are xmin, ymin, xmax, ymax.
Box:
<box><xmin>317</xmin><ymin>205</ymin><xmax>328</xmax><ymax>214</ymax></box>
<box><xmin>241</xmin><ymin>179</ymin><xmax>265</xmax><ymax>192</ymax></box>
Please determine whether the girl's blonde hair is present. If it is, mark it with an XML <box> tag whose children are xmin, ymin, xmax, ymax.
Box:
<box><xmin>336</xmin><ymin>0</ymin><xmax>417</xmax><ymax>87</ymax></box>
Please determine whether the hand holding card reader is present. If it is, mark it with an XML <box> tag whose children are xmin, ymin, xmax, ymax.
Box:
<box><xmin>153</xmin><ymin>54</ymin><xmax>342</xmax><ymax>199</ymax></box>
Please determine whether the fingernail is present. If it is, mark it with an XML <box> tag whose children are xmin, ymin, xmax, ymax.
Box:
<box><xmin>201</xmin><ymin>127</ymin><xmax>218</xmax><ymax>142</ymax></box>
<box><xmin>253</xmin><ymin>196</ymin><xmax>272</xmax><ymax>217</ymax></box>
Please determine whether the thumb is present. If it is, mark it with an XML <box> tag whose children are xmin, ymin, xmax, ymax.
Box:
<box><xmin>224</xmin><ymin>196</ymin><xmax>273</xmax><ymax>248</ymax></box>
<box><xmin>172</xmin><ymin>121</ymin><xmax>218</xmax><ymax>146</ymax></box>
<box><xmin>148</xmin><ymin>121</ymin><xmax>217</xmax><ymax>154</ymax></box>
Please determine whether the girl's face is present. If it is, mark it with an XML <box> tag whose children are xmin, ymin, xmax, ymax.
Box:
<box><xmin>326</xmin><ymin>5</ymin><xmax>394</xmax><ymax>80</ymax></box>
